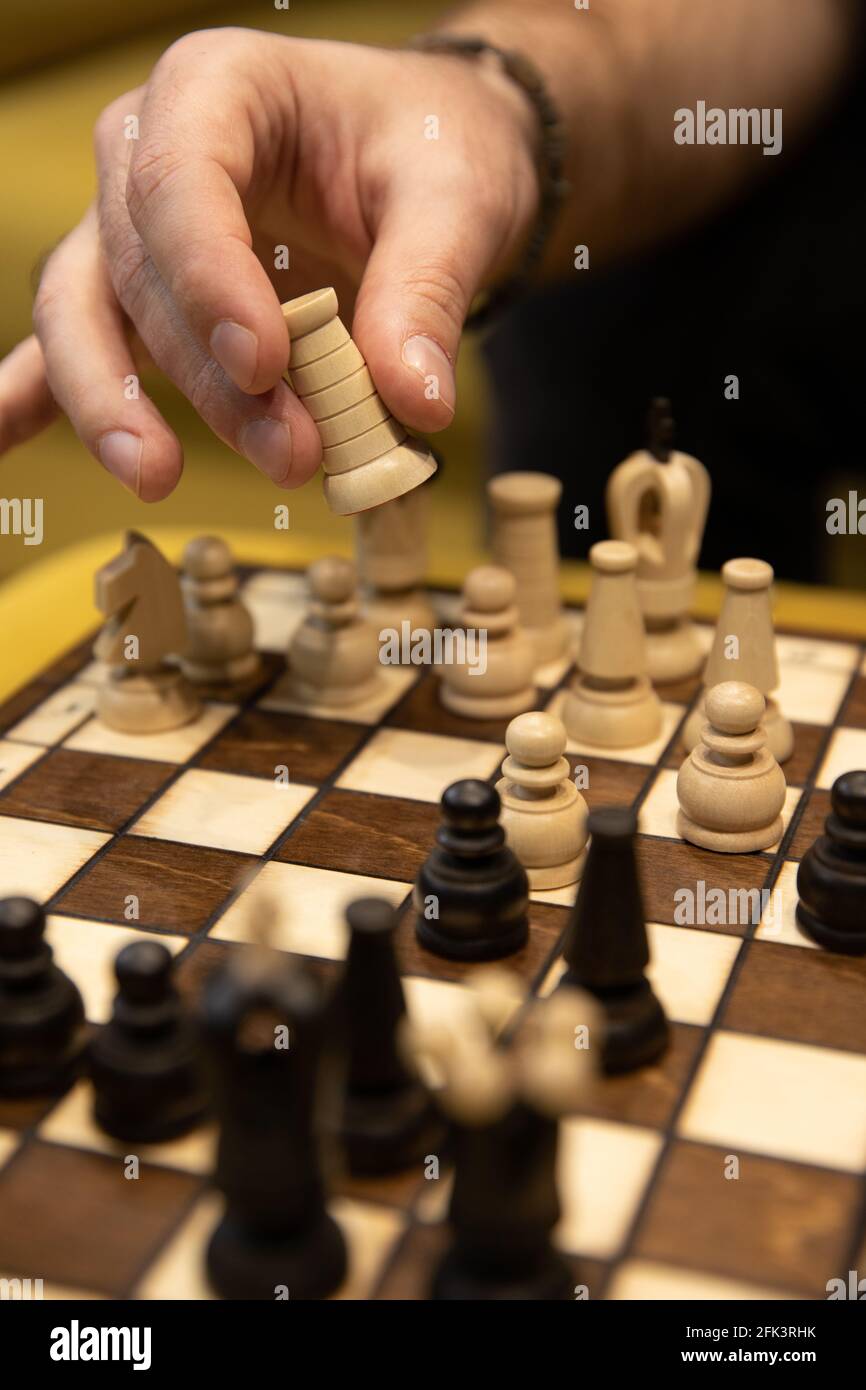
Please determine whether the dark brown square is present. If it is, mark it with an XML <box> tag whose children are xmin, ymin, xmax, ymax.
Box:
<box><xmin>0</xmin><ymin>680</ymin><xmax>53</xmax><ymax>734</ymax></box>
<box><xmin>277</xmin><ymin>788</ymin><xmax>440</xmax><ymax>881</ymax></box>
<box><xmin>196</xmin><ymin>707</ymin><xmax>367</xmax><ymax>785</ymax></box>
<box><xmin>784</xmin><ymin>722</ymin><xmax>828</xmax><ymax>788</ymax></box>
<box><xmin>577</xmin><ymin>1023</ymin><xmax>705</xmax><ymax>1131</ymax></box>
<box><xmin>385</xmin><ymin>669</ymin><xmax>539</xmax><ymax>743</ymax></box>
<box><xmin>573</xmin><ymin>756</ymin><xmax>649</xmax><ymax>810</ymax></box>
<box><xmin>636</xmin><ymin>837</ymin><xmax>772</xmax><ymax>934</ymax></box>
<box><xmin>55</xmin><ymin>835</ymin><xmax>258</xmax><ymax>933</ymax></box>
<box><xmin>632</xmin><ymin>1138</ymin><xmax>860</xmax><ymax>1296</ymax></box>
<box><xmin>0</xmin><ymin>748</ymin><xmax>174</xmax><ymax>833</ymax></box>
<box><xmin>184</xmin><ymin>650</ymin><xmax>285</xmax><ymax>705</ymax></box>
<box><xmin>787</xmin><ymin>788</ymin><xmax>831</xmax><ymax>860</ymax></box>
<box><xmin>721</xmin><ymin>938</ymin><xmax>866</xmax><ymax>1051</ymax></box>
<box><xmin>0</xmin><ymin>1140</ymin><xmax>203</xmax><ymax>1296</ymax></box>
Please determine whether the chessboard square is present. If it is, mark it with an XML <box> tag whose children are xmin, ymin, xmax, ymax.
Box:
<box><xmin>260</xmin><ymin>664</ymin><xmax>416</xmax><ymax>727</ymax></box>
<box><xmin>242</xmin><ymin>569</ymin><xmax>308</xmax><ymax>603</ymax></box>
<box><xmin>277</xmin><ymin>789</ymin><xmax>439</xmax><ymax>881</ymax></box>
<box><xmin>817</xmin><ymin>727</ymin><xmax>866</xmax><ymax>789</ymax></box>
<box><xmin>776</xmin><ymin>633</ymin><xmax>859</xmax><ymax>673</ymax></box>
<box><xmin>776</xmin><ymin>664</ymin><xmax>851</xmax><ymax>726</ymax></box>
<box><xmin>839</xmin><ymin>674</ymin><xmax>866</xmax><ymax>729</ymax></box>
<box><xmin>548</xmin><ymin>691</ymin><xmax>684</xmax><ymax>766</ymax></box>
<box><xmin>196</xmin><ymin>707</ymin><xmax>367</xmax><ymax>785</ymax></box>
<box><xmin>211</xmin><ymin>860</ymin><xmax>411</xmax><ymax>960</ymax></box>
<box><xmin>132</xmin><ymin>769</ymin><xmax>314</xmax><ymax>854</ymax></box>
<box><xmin>385</xmin><ymin>669</ymin><xmax>535</xmax><ymax>745</ymax></box>
<box><xmin>679</xmin><ymin>1031</ymin><xmax>866</xmax><ymax>1170</ymax></box>
<box><xmin>55</xmin><ymin>836</ymin><xmax>259</xmax><ymax>934</ymax></box>
<box><xmin>555</xmin><ymin>1117</ymin><xmax>663</xmax><ymax>1260</ymax></box>
<box><xmin>0</xmin><ymin>816</ymin><xmax>109</xmax><ymax>901</ymax></box>
<box><xmin>64</xmin><ymin>702</ymin><xmax>238</xmax><ymax>765</ymax></box>
<box><xmin>632</xmin><ymin>1138</ymin><xmax>859</xmax><ymax>1297</ymax></box>
<box><xmin>607</xmin><ymin>1259</ymin><xmax>796</xmax><ymax>1301</ymax></box>
<box><xmin>722</xmin><ymin>937</ymin><xmax>866</xmax><ymax>1052</ymax></box>
<box><xmin>636</xmin><ymin>837</ymin><xmax>771</xmax><ymax>934</ymax></box>
<box><xmin>786</xmin><ymin>788</ymin><xmax>831</xmax><ymax>861</ymax></box>
<box><xmin>39</xmin><ymin>1080</ymin><xmax>215</xmax><ymax>1174</ymax></box>
<box><xmin>0</xmin><ymin>747</ymin><xmax>175</xmax><ymax>833</ymax></box>
<box><xmin>639</xmin><ymin>767</ymin><xmax>801</xmax><ymax>847</ymax></box>
<box><xmin>45</xmin><ymin>915</ymin><xmax>187</xmax><ymax>1023</ymax></box>
<box><xmin>7</xmin><ymin>681</ymin><xmax>96</xmax><ymax>746</ymax></box>
<box><xmin>336</xmin><ymin>728</ymin><xmax>504</xmax><ymax>803</ymax></box>
<box><xmin>135</xmin><ymin>1190</ymin><xmax>218</xmax><ymax>1298</ymax></box>
<box><xmin>0</xmin><ymin>739</ymin><xmax>43</xmax><ymax>790</ymax></box>
<box><xmin>755</xmin><ymin>860</ymin><xmax>816</xmax><ymax>948</ymax></box>
<box><xmin>0</xmin><ymin>1140</ymin><xmax>203</xmax><ymax>1297</ymax></box>
<box><xmin>542</xmin><ymin>924</ymin><xmax>740</xmax><ymax>1027</ymax></box>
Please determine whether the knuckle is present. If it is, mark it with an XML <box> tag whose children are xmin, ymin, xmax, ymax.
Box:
<box><xmin>126</xmin><ymin>142</ymin><xmax>187</xmax><ymax>226</ymax></box>
<box><xmin>186</xmin><ymin>357</ymin><xmax>223</xmax><ymax>417</ymax></box>
<box><xmin>402</xmin><ymin>258</ymin><xmax>469</xmax><ymax>326</ymax></box>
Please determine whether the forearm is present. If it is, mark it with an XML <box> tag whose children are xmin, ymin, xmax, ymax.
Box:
<box><xmin>432</xmin><ymin>0</ymin><xmax>860</xmax><ymax>268</ymax></box>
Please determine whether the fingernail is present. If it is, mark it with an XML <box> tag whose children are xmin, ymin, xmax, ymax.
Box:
<box><xmin>210</xmin><ymin>320</ymin><xmax>259</xmax><ymax>390</ymax></box>
<box><xmin>401</xmin><ymin>335</ymin><xmax>455</xmax><ymax>413</ymax></box>
<box><xmin>98</xmin><ymin>430</ymin><xmax>142</xmax><ymax>495</ymax></box>
<box><xmin>240</xmin><ymin>418</ymin><xmax>293</xmax><ymax>483</ymax></box>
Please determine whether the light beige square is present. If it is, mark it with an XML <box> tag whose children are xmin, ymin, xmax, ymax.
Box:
<box><xmin>39</xmin><ymin>1081</ymin><xmax>215</xmax><ymax>1173</ymax></box>
<box><xmin>555</xmin><ymin>1117</ymin><xmax>663</xmax><ymax>1259</ymax></box>
<box><xmin>817</xmin><ymin>727</ymin><xmax>866</xmax><ymax>790</ymax></box>
<box><xmin>541</xmin><ymin>923</ymin><xmax>740</xmax><ymax>1027</ymax></box>
<box><xmin>136</xmin><ymin>1191</ymin><xmax>406</xmax><ymax>1300</ymax></box>
<box><xmin>608</xmin><ymin>1259</ymin><xmax>794</xmax><ymax>1301</ymax></box>
<box><xmin>0</xmin><ymin>817</ymin><xmax>108</xmax><ymax>901</ymax></box>
<box><xmin>7</xmin><ymin>682</ymin><xmax>96</xmax><ymax>746</ymax></box>
<box><xmin>679</xmin><ymin>1030</ymin><xmax>866</xmax><ymax>1170</ymax></box>
<box><xmin>64</xmin><ymin>702</ymin><xmax>237</xmax><ymax>765</ymax></box>
<box><xmin>639</xmin><ymin>767</ymin><xmax>801</xmax><ymax>845</ymax></box>
<box><xmin>776</xmin><ymin>664</ymin><xmax>851</xmax><ymax>726</ymax></box>
<box><xmin>548</xmin><ymin>691</ymin><xmax>684</xmax><ymax>766</ymax></box>
<box><xmin>0</xmin><ymin>739</ymin><xmax>43</xmax><ymax>790</ymax></box>
<box><xmin>776</xmin><ymin>634</ymin><xmax>858</xmax><ymax>673</ymax></box>
<box><xmin>755</xmin><ymin>860</ymin><xmax>816</xmax><ymax>949</ymax></box>
<box><xmin>260</xmin><ymin>664</ymin><xmax>416</xmax><ymax>727</ymax></box>
<box><xmin>336</xmin><ymin>728</ymin><xmax>503</xmax><ymax>802</ymax></box>
<box><xmin>45</xmin><ymin>915</ymin><xmax>187</xmax><ymax>1022</ymax></box>
<box><xmin>212</xmin><ymin>860</ymin><xmax>410</xmax><ymax>960</ymax></box>
<box><xmin>132</xmin><ymin>769</ymin><xmax>314</xmax><ymax>854</ymax></box>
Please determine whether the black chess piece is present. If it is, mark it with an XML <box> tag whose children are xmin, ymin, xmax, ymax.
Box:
<box><xmin>434</xmin><ymin>1098</ymin><xmax>572</xmax><ymax>1301</ymax></box>
<box><xmin>201</xmin><ymin>950</ymin><xmax>347</xmax><ymax>1300</ymax></box>
<box><xmin>0</xmin><ymin>896</ymin><xmax>85</xmax><ymax>1096</ymax></box>
<box><xmin>414</xmin><ymin>779</ymin><xmax>529</xmax><ymax>960</ymax></box>
<box><xmin>797</xmin><ymin>770</ymin><xmax>866</xmax><ymax>954</ymax></box>
<box><xmin>88</xmin><ymin>941</ymin><xmax>208</xmax><ymax>1143</ymax></box>
<box><xmin>339</xmin><ymin>898</ymin><xmax>443</xmax><ymax>1175</ymax></box>
<box><xmin>559</xmin><ymin>806</ymin><xmax>668</xmax><ymax>1072</ymax></box>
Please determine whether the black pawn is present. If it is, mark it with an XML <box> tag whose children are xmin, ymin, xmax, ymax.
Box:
<box><xmin>797</xmin><ymin>771</ymin><xmax>866</xmax><ymax>954</ymax></box>
<box><xmin>434</xmin><ymin>1100</ymin><xmax>572</xmax><ymax>1301</ymax></box>
<box><xmin>89</xmin><ymin>941</ymin><xmax>207</xmax><ymax>1143</ymax></box>
<box><xmin>202</xmin><ymin>954</ymin><xmax>347</xmax><ymax>1300</ymax></box>
<box><xmin>414</xmin><ymin>779</ymin><xmax>529</xmax><ymax>960</ymax></box>
<box><xmin>339</xmin><ymin>898</ymin><xmax>442</xmax><ymax>1175</ymax></box>
<box><xmin>560</xmin><ymin>806</ymin><xmax>668</xmax><ymax>1072</ymax></box>
<box><xmin>0</xmin><ymin>896</ymin><xmax>85</xmax><ymax>1096</ymax></box>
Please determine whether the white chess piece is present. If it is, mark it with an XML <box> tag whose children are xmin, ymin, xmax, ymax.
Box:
<box><xmin>497</xmin><ymin>711</ymin><xmax>588</xmax><ymax>890</ymax></box>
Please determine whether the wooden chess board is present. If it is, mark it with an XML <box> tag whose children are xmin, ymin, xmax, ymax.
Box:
<box><xmin>1</xmin><ymin>562</ymin><xmax>866</xmax><ymax>1301</ymax></box>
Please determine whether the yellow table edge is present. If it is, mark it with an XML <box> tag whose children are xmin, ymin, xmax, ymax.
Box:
<box><xmin>0</xmin><ymin>525</ymin><xmax>864</xmax><ymax>702</ymax></box>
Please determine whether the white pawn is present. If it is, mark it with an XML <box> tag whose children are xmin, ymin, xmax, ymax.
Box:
<box><xmin>497</xmin><ymin>711</ymin><xmax>588</xmax><ymax>890</ymax></box>
<box><xmin>287</xmin><ymin>556</ymin><xmax>381</xmax><ymax>707</ymax></box>
<box><xmin>677</xmin><ymin>681</ymin><xmax>786</xmax><ymax>852</ymax></box>
<box><xmin>438</xmin><ymin>566</ymin><xmax>535</xmax><ymax>719</ymax></box>
<box><xmin>563</xmin><ymin>540</ymin><xmax>662</xmax><ymax>748</ymax></box>
<box><xmin>180</xmin><ymin>536</ymin><xmax>260</xmax><ymax>685</ymax></box>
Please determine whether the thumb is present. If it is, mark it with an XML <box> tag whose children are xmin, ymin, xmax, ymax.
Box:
<box><xmin>352</xmin><ymin>189</ymin><xmax>498</xmax><ymax>433</ymax></box>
